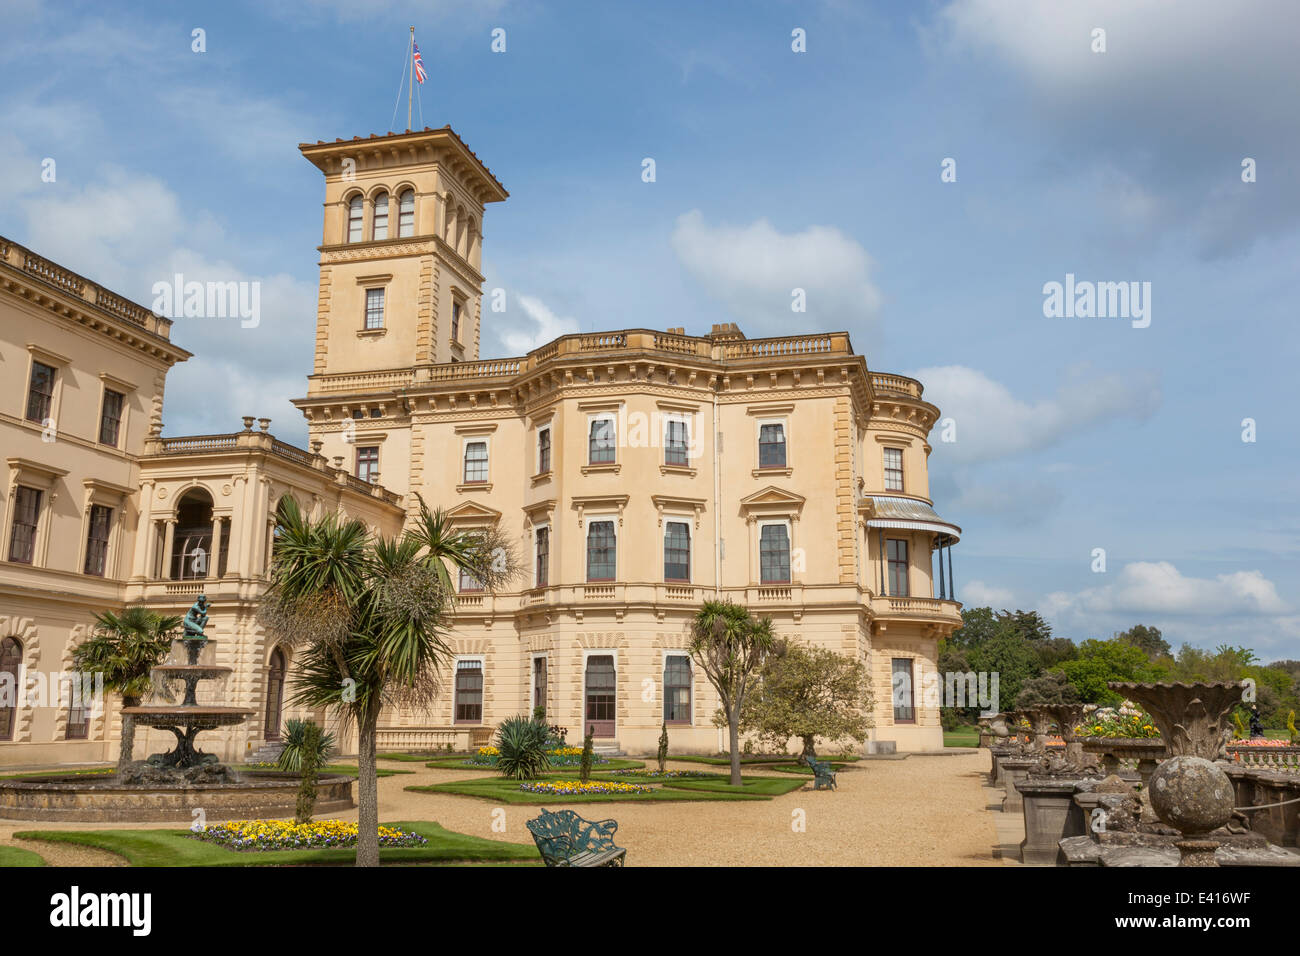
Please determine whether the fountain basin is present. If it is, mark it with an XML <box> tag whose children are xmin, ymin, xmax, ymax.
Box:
<box><xmin>0</xmin><ymin>771</ymin><xmax>355</xmax><ymax>823</ymax></box>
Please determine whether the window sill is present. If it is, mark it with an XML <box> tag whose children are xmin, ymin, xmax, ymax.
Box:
<box><xmin>581</xmin><ymin>463</ymin><xmax>620</xmax><ymax>475</ymax></box>
<box><xmin>456</xmin><ymin>482</ymin><xmax>493</xmax><ymax>493</ymax></box>
<box><xmin>753</xmin><ymin>466</ymin><xmax>793</xmax><ymax>478</ymax></box>
<box><xmin>530</xmin><ymin>471</ymin><xmax>553</xmax><ymax>485</ymax></box>
<box><xmin>357</xmin><ymin>328</ymin><xmax>387</xmax><ymax>337</ymax></box>
<box><xmin>660</xmin><ymin>464</ymin><xmax>696</xmax><ymax>477</ymax></box>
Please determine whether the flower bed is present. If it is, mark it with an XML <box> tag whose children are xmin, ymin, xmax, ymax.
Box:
<box><xmin>469</xmin><ymin>745</ymin><xmax>604</xmax><ymax>768</ymax></box>
<box><xmin>192</xmin><ymin>819</ymin><xmax>427</xmax><ymax>851</ymax></box>
<box><xmin>1073</xmin><ymin>701</ymin><xmax>1161</xmax><ymax>739</ymax></box>
<box><xmin>518</xmin><ymin>780</ymin><xmax>653</xmax><ymax>796</ymax></box>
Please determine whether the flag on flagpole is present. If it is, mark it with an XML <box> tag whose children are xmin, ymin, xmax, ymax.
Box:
<box><xmin>413</xmin><ymin>43</ymin><xmax>427</xmax><ymax>84</ymax></box>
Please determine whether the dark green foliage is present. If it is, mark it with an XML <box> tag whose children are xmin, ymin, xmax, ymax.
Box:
<box><xmin>579</xmin><ymin>731</ymin><xmax>594</xmax><ymax>783</ymax></box>
<box><xmin>277</xmin><ymin>718</ymin><xmax>337</xmax><ymax>773</ymax></box>
<box><xmin>1117</xmin><ymin>624</ymin><xmax>1171</xmax><ymax>660</ymax></box>
<box><xmin>1014</xmin><ymin>671</ymin><xmax>1081</xmax><ymax>709</ymax></box>
<box><xmin>657</xmin><ymin>722</ymin><xmax>669</xmax><ymax>773</ymax></box>
<box><xmin>294</xmin><ymin>721</ymin><xmax>326</xmax><ymax>822</ymax></box>
<box><xmin>495</xmin><ymin>715</ymin><xmax>551</xmax><ymax>780</ymax></box>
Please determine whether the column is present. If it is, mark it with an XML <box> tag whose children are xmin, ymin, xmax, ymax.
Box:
<box><xmin>947</xmin><ymin>544</ymin><xmax>954</xmax><ymax>600</ymax></box>
<box><xmin>160</xmin><ymin>519</ymin><xmax>177</xmax><ymax>580</ymax></box>
<box><xmin>209</xmin><ymin>517</ymin><xmax>223</xmax><ymax>581</ymax></box>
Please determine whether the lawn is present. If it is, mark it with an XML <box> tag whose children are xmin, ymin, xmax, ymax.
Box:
<box><xmin>425</xmin><ymin>756</ymin><xmax>646</xmax><ymax>772</ymax></box>
<box><xmin>234</xmin><ymin>763</ymin><xmax>414</xmax><ymax>778</ymax></box>
<box><xmin>13</xmin><ymin>821</ymin><xmax>540</xmax><ymax>867</ymax></box>
<box><xmin>409</xmin><ymin>772</ymin><xmax>807</xmax><ymax>804</ymax></box>
<box><xmin>0</xmin><ymin>766</ymin><xmax>116</xmax><ymax>780</ymax></box>
<box><xmin>0</xmin><ymin>845</ymin><xmax>46</xmax><ymax>866</ymax></box>
<box><xmin>943</xmin><ymin>727</ymin><xmax>980</xmax><ymax>748</ymax></box>
<box><xmin>669</xmin><ymin>753</ymin><xmax>861</xmax><ymax>766</ymax></box>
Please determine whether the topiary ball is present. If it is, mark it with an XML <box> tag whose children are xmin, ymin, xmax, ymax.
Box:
<box><xmin>1148</xmin><ymin>755</ymin><xmax>1234</xmax><ymax>836</ymax></box>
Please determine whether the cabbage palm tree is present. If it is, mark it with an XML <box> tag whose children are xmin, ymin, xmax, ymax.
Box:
<box><xmin>688</xmin><ymin>601</ymin><xmax>775</xmax><ymax>786</ymax></box>
<box><xmin>72</xmin><ymin>606</ymin><xmax>182</xmax><ymax>770</ymax></box>
<box><xmin>259</xmin><ymin>495</ymin><xmax>517</xmax><ymax>867</ymax></box>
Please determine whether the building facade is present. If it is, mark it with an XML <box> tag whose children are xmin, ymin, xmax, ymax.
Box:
<box><xmin>0</xmin><ymin>126</ymin><xmax>963</xmax><ymax>766</ymax></box>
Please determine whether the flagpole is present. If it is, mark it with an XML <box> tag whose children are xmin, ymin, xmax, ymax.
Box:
<box><xmin>407</xmin><ymin>26</ymin><xmax>415</xmax><ymax>131</ymax></box>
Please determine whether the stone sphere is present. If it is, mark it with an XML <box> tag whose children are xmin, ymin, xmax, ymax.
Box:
<box><xmin>1148</xmin><ymin>755</ymin><xmax>1234</xmax><ymax>836</ymax></box>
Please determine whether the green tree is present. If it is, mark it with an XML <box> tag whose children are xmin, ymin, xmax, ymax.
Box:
<box><xmin>1014</xmin><ymin>670</ymin><xmax>1081</xmax><ymax>709</ymax></box>
<box><xmin>966</xmin><ymin>630</ymin><xmax>1042</xmax><ymax>715</ymax></box>
<box><xmin>1056</xmin><ymin>638</ymin><xmax>1164</xmax><ymax>703</ymax></box>
<box><xmin>689</xmin><ymin>601</ymin><xmax>775</xmax><ymax>786</ymax></box>
<box><xmin>739</xmin><ymin>638</ymin><xmax>873</xmax><ymax>758</ymax></box>
<box><xmin>71</xmin><ymin>606</ymin><xmax>182</xmax><ymax>771</ymax></box>
<box><xmin>1117</xmin><ymin>624</ymin><xmax>1171</xmax><ymax>661</ymax></box>
<box><xmin>657</xmin><ymin>721</ymin><xmax>669</xmax><ymax>773</ymax></box>
<box><xmin>259</xmin><ymin>495</ymin><xmax>519</xmax><ymax>867</ymax></box>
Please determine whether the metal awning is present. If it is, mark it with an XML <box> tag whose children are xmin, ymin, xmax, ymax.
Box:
<box><xmin>860</xmin><ymin>496</ymin><xmax>961</xmax><ymax>543</ymax></box>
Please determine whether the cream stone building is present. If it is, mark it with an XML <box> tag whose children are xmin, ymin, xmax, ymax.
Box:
<box><xmin>0</xmin><ymin>126</ymin><xmax>963</xmax><ymax>767</ymax></box>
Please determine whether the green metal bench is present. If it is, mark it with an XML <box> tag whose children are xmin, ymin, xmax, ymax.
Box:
<box><xmin>526</xmin><ymin>808</ymin><xmax>627</xmax><ymax>867</ymax></box>
<box><xmin>803</xmin><ymin>754</ymin><xmax>837</xmax><ymax>790</ymax></box>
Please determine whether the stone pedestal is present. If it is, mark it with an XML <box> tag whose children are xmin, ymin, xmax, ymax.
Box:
<box><xmin>1017</xmin><ymin>776</ymin><xmax>1088</xmax><ymax>865</ymax></box>
<box><xmin>1000</xmin><ymin>757</ymin><xmax>1036</xmax><ymax>813</ymax></box>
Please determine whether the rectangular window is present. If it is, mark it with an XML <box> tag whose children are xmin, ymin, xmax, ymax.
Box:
<box><xmin>355</xmin><ymin>446</ymin><xmax>379</xmax><ymax>483</ymax></box>
<box><xmin>84</xmin><ymin>504</ymin><xmax>112</xmax><ymax>577</ymax></box>
<box><xmin>537</xmin><ymin>427</ymin><xmax>551</xmax><ymax>474</ymax></box>
<box><xmin>887</xmin><ymin>538</ymin><xmax>909</xmax><ymax>597</ymax></box>
<box><xmin>65</xmin><ymin>701</ymin><xmax>89</xmax><ymax>740</ymax></box>
<box><xmin>454</xmin><ymin>660</ymin><xmax>483</xmax><ymax>723</ymax></box>
<box><xmin>458</xmin><ymin>566</ymin><xmax>483</xmax><ymax>593</ymax></box>
<box><xmin>588</xmin><ymin>418</ymin><xmax>615</xmax><ymax>464</ymax></box>
<box><xmin>892</xmin><ymin>658</ymin><xmax>915</xmax><ymax>723</ymax></box>
<box><xmin>98</xmin><ymin>388</ymin><xmax>125</xmax><ymax>446</ymax></box>
<box><xmin>364</xmin><ymin>288</ymin><xmax>385</xmax><ymax>330</ymax></box>
<box><xmin>397</xmin><ymin>190</ymin><xmax>415</xmax><ymax>237</ymax></box>
<box><xmin>8</xmin><ymin>486</ymin><xmax>41</xmax><ymax>564</ymax></box>
<box><xmin>759</xmin><ymin>523</ymin><xmax>791</xmax><ymax>584</ymax></box>
<box><xmin>664</xmin><ymin>520</ymin><xmax>690</xmax><ymax>582</ymax></box>
<box><xmin>586</xmin><ymin>520</ymin><xmax>616</xmax><ymax>581</ymax></box>
<box><xmin>883</xmin><ymin>447</ymin><xmax>904</xmax><ymax>492</ymax></box>
<box><xmin>451</xmin><ymin>300</ymin><xmax>461</xmax><ymax>343</ymax></box>
<box><xmin>533</xmin><ymin>656</ymin><xmax>547</xmax><ymax>712</ymax></box>
<box><xmin>664</xmin><ymin>654</ymin><xmax>692</xmax><ymax>723</ymax></box>
<box><xmin>463</xmin><ymin>441</ymin><xmax>488</xmax><ymax>483</ymax></box>
<box><xmin>372</xmin><ymin>193</ymin><xmax>389</xmax><ymax>240</ymax></box>
<box><xmin>534</xmin><ymin>526</ymin><xmax>549</xmax><ymax>588</ymax></box>
<box><xmin>26</xmin><ymin>361</ymin><xmax>55</xmax><ymax>424</ymax></box>
<box><xmin>758</xmin><ymin>422</ymin><xmax>786</xmax><ymax>468</ymax></box>
<box><xmin>665</xmin><ymin>419</ymin><xmax>689</xmax><ymax>466</ymax></box>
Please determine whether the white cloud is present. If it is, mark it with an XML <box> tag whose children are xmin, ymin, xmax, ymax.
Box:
<box><xmin>670</xmin><ymin>210</ymin><xmax>882</xmax><ymax>338</ymax></box>
<box><xmin>913</xmin><ymin>364</ymin><xmax>1160</xmax><ymax>464</ymax></box>
<box><xmin>1043</xmin><ymin>561</ymin><xmax>1290</xmax><ymax>619</ymax></box>
<box><xmin>961</xmin><ymin>580</ymin><xmax>1016</xmax><ymax>609</ymax></box>
<box><xmin>498</xmin><ymin>294</ymin><xmax>580</xmax><ymax>354</ymax></box>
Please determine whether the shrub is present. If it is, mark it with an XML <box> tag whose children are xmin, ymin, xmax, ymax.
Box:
<box><xmin>495</xmin><ymin>714</ymin><xmax>551</xmax><ymax>780</ymax></box>
<box><xmin>579</xmin><ymin>731</ymin><xmax>594</xmax><ymax>783</ymax></box>
<box><xmin>1288</xmin><ymin>710</ymin><xmax>1297</xmax><ymax>744</ymax></box>
<box><xmin>657</xmin><ymin>721</ymin><xmax>669</xmax><ymax>773</ymax></box>
<box><xmin>295</xmin><ymin>721</ymin><xmax>324</xmax><ymax>823</ymax></box>
<box><xmin>277</xmin><ymin>718</ymin><xmax>336</xmax><ymax>774</ymax></box>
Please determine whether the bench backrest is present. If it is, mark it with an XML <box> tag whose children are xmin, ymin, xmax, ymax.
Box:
<box><xmin>527</xmin><ymin>809</ymin><xmax>619</xmax><ymax>861</ymax></box>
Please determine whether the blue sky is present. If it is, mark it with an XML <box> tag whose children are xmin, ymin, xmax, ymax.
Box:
<box><xmin>2</xmin><ymin>0</ymin><xmax>1297</xmax><ymax>658</ymax></box>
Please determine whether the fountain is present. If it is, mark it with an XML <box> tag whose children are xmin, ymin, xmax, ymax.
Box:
<box><xmin>118</xmin><ymin>594</ymin><xmax>254</xmax><ymax>784</ymax></box>
<box><xmin>0</xmin><ymin>595</ymin><xmax>354</xmax><ymax>822</ymax></box>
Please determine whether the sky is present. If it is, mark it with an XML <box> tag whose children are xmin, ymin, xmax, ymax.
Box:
<box><xmin>2</xmin><ymin>0</ymin><xmax>1297</xmax><ymax>659</ymax></box>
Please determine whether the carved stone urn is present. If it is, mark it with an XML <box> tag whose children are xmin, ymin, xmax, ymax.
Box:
<box><xmin>1107</xmin><ymin>681</ymin><xmax>1245</xmax><ymax>866</ymax></box>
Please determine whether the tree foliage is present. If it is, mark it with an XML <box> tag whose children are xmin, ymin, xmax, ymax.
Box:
<box><xmin>739</xmin><ymin>638</ymin><xmax>873</xmax><ymax>758</ymax></box>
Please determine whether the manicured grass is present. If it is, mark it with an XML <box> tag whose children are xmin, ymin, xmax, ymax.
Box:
<box><xmin>378</xmin><ymin>751</ymin><xmax>461</xmax><ymax>762</ymax></box>
<box><xmin>0</xmin><ymin>766</ymin><xmax>116</xmax><ymax>780</ymax></box>
<box><xmin>409</xmin><ymin>772</ymin><xmax>804</xmax><ymax>804</ymax></box>
<box><xmin>943</xmin><ymin>728</ymin><xmax>980</xmax><ymax>748</ymax></box>
<box><xmin>669</xmin><ymin>753</ymin><xmax>860</xmax><ymax>766</ymax></box>
<box><xmin>766</xmin><ymin>762</ymin><xmax>852</xmax><ymax>775</ymax></box>
<box><xmin>233</xmin><ymin>763</ymin><xmax>413</xmax><ymax>778</ymax></box>
<box><xmin>0</xmin><ymin>845</ymin><xmax>47</xmax><ymax>867</ymax></box>
<box><xmin>425</xmin><ymin>757</ymin><xmax>645</xmax><ymax>772</ymax></box>
<box><xmin>13</xmin><ymin>821</ymin><xmax>540</xmax><ymax>867</ymax></box>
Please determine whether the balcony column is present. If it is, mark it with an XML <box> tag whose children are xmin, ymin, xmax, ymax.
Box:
<box><xmin>877</xmin><ymin>530</ymin><xmax>887</xmax><ymax>596</ymax></box>
<box><xmin>160</xmin><ymin>519</ymin><xmax>177</xmax><ymax>580</ymax></box>
<box><xmin>937</xmin><ymin>538</ymin><xmax>946</xmax><ymax>600</ymax></box>
<box><xmin>947</xmin><ymin>544</ymin><xmax>954</xmax><ymax>600</ymax></box>
<box><xmin>209</xmin><ymin>517</ymin><xmax>223</xmax><ymax>580</ymax></box>
<box><xmin>225</xmin><ymin>475</ymin><xmax>247</xmax><ymax>578</ymax></box>
<box><xmin>131</xmin><ymin>480</ymin><xmax>155</xmax><ymax>580</ymax></box>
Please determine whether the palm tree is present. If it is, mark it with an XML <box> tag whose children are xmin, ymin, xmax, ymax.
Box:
<box><xmin>72</xmin><ymin>606</ymin><xmax>182</xmax><ymax>771</ymax></box>
<box><xmin>259</xmin><ymin>495</ymin><xmax>518</xmax><ymax>867</ymax></box>
<box><xmin>688</xmin><ymin>601</ymin><xmax>775</xmax><ymax>786</ymax></box>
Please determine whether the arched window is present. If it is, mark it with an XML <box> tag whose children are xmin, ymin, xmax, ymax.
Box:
<box><xmin>397</xmin><ymin>189</ymin><xmax>415</xmax><ymax>237</ymax></box>
<box><xmin>171</xmin><ymin>489</ymin><xmax>214</xmax><ymax>581</ymax></box>
<box><xmin>0</xmin><ymin>638</ymin><xmax>22</xmax><ymax>741</ymax></box>
<box><xmin>264</xmin><ymin>647</ymin><xmax>287</xmax><ymax>739</ymax></box>
<box><xmin>372</xmin><ymin>192</ymin><xmax>389</xmax><ymax>240</ymax></box>
<box><xmin>346</xmin><ymin>194</ymin><xmax>364</xmax><ymax>243</ymax></box>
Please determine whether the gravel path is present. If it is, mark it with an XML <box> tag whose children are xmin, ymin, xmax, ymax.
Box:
<box><xmin>0</xmin><ymin>750</ymin><xmax>1000</xmax><ymax>866</ymax></box>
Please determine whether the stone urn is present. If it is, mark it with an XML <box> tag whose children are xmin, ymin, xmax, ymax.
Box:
<box><xmin>1108</xmin><ymin>681</ymin><xmax>1245</xmax><ymax>866</ymax></box>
